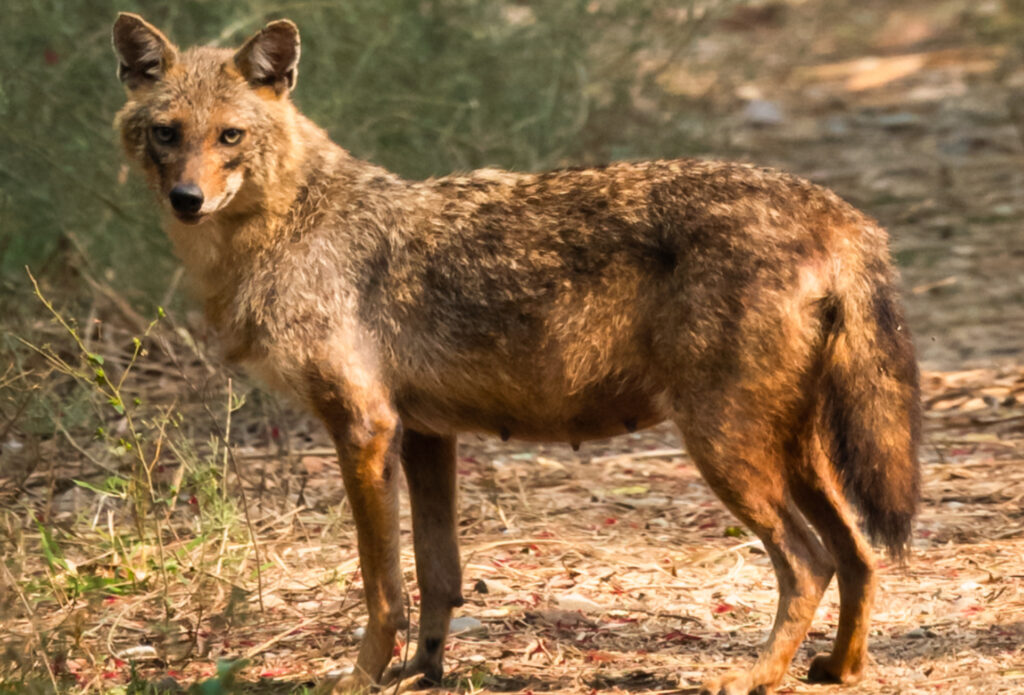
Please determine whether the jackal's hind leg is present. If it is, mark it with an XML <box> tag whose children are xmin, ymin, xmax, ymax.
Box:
<box><xmin>382</xmin><ymin>431</ymin><xmax>463</xmax><ymax>686</ymax></box>
<box><xmin>678</xmin><ymin>415</ymin><xmax>834</xmax><ymax>695</ymax></box>
<box><xmin>791</xmin><ymin>432</ymin><xmax>877</xmax><ymax>684</ymax></box>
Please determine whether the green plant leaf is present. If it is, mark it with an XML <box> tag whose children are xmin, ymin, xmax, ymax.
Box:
<box><xmin>35</xmin><ymin>519</ymin><xmax>67</xmax><ymax>573</ymax></box>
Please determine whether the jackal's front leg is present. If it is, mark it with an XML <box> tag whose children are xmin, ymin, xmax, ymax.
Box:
<box><xmin>308</xmin><ymin>368</ymin><xmax>405</xmax><ymax>690</ymax></box>
<box><xmin>383</xmin><ymin>431</ymin><xmax>462</xmax><ymax>686</ymax></box>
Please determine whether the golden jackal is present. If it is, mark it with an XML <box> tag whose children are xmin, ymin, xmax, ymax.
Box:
<box><xmin>113</xmin><ymin>14</ymin><xmax>920</xmax><ymax>695</ymax></box>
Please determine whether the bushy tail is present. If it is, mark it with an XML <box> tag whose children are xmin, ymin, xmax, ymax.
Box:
<box><xmin>819</xmin><ymin>279</ymin><xmax>921</xmax><ymax>559</ymax></box>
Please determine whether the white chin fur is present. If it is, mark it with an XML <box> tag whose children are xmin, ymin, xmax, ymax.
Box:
<box><xmin>200</xmin><ymin>171</ymin><xmax>244</xmax><ymax>215</ymax></box>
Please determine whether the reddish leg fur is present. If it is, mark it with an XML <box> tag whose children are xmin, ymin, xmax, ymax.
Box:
<box><xmin>792</xmin><ymin>432</ymin><xmax>877</xmax><ymax>684</ymax></box>
<box><xmin>309</xmin><ymin>339</ymin><xmax>905</xmax><ymax>695</ymax></box>
<box><xmin>308</xmin><ymin>370</ymin><xmax>406</xmax><ymax>688</ymax></box>
<box><xmin>679</xmin><ymin>403</ymin><xmax>835</xmax><ymax>695</ymax></box>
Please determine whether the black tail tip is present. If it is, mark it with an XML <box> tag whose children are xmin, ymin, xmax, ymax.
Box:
<box><xmin>866</xmin><ymin>508</ymin><xmax>916</xmax><ymax>563</ymax></box>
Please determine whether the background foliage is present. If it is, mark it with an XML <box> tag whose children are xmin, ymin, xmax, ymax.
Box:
<box><xmin>0</xmin><ymin>0</ymin><xmax>730</xmax><ymax>302</ymax></box>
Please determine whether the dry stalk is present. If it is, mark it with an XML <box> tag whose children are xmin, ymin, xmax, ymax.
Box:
<box><xmin>1</xmin><ymin>563</ymin><xmax>60</xmax><ymax>693</ymax></box>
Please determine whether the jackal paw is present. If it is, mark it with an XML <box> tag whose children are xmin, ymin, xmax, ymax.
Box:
<box><xmin>806</xmin><ymin>653</ymin><xmax>863</xmax><ymax>684</ymax></box>
<box><xmin>381</xmin><ymin>653</ymin><xmax>443</xmax><ymax>690</ymax></box>
<box><xmin>699</xmin><ymin>671</ymin><xmax>771</xmax><ymax>695</ymax></box>
<box><xmin>318</xmin><ymin>670</ymin><xmax>373</xmax><ymax>695</ymax></box>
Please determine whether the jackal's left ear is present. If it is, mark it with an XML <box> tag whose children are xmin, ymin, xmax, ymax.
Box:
<box><xmin>112</xmin><ymin>13</ymin><xmax>178</xmax><ymax>89</ymax></box>
<box><xmin>234</xmin><ymin>20</ymin><xmax>301</xmax><ymax>95</ymax></box>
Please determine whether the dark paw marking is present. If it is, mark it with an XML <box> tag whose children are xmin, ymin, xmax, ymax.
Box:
<box><xmin>807</xmin><ymin>655</ymin><xmax>843</xmax><ymax>684</ymax></box>
<box><xmin>420</xmin><ymin>664</ymin><xmax>443</xmax><ymax>686</ymax></box>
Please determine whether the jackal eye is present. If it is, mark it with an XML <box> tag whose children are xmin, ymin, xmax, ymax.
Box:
<box><xmin>219</xmin><ymin>128</ymin><xmax>244</xmax><ymax>146</ymax></box>
<box><xmin>151</xmin><ymin>125</ymin><xmax>178</xmax><ymax>145</ymax></box>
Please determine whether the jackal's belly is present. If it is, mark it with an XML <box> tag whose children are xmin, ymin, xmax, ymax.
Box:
<box><xmin>395</xmin><ymin>377</ymin><xmax>672</xmax><ymax>443</ymax></box>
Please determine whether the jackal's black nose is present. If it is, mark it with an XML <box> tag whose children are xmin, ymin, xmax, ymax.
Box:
<box><xmin>169</xmin><ymin>183</ymin><xmax>204</xmax><ymax>215</ymax></box>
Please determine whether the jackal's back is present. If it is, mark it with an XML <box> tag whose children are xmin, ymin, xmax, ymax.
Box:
<box><xmin>326</xmin><ymin>159</ymin><xmax>890</xmax><ymax>438</ymax></box>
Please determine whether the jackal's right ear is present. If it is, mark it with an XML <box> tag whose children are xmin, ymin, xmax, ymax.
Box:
<box><xmin>112</xmin><ymin>13</ymin><xmax>178</xmax><ymax>90</ymax></box>
<box><xmin>233</xmin><ymin>20</ymin><xmax>301</xmax><ymax>95</ymax></box>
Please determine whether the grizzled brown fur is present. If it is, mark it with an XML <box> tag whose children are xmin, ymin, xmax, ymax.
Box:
<box><xmin>113</xmin><ymin>14</ymin><xmax>920</xmax><ymax>695</ymax></box>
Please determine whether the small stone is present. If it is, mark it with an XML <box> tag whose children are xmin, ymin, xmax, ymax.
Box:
<box><xmin>742</xmin><ymin>99</ymin><xmax>784</xmax><ymax>126</ymax></box>
<box><xmin>822</xmin><ymin>116</ymin><xmax>850</xmax><ymax>138</ymax></box>
<box><xmin>875</xmin><ymin>112</ymin><xmax>921</xmax><ymax>130</ymax></box>
<box><xmin>449</xmin><ymin>616</ymin><xmax>486</xmax><ymax>636</ymax></box>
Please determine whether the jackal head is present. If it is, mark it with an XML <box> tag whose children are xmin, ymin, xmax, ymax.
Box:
<box><xmin>112</xmin><ymin>14</ymin><xmax>300</xmax><ymax>224</ymax></box>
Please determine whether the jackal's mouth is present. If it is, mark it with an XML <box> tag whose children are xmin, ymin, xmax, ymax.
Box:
<box><xmin>173</xmin><ymin>210</ymin><xmax>205</xmax><ymax>225</ymax></box>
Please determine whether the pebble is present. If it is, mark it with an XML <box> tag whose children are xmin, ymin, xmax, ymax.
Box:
<box><xmin>742</xmin><ymin>99</ymin><xmax>784</xmax><ymax>126</ymax></box>
<box><xmin>449</xmin><ymin>615</ymin><xmax>486</xmax><ymax>636</ymax></box>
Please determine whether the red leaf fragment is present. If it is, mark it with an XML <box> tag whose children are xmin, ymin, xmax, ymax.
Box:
<box><xmin>260</xmin><ymin>668</ymin><xmax>290</xmax><ymax>678</ymax></box>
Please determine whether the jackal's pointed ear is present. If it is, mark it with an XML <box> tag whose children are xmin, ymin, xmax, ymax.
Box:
<box><xmin>234</xmin><ymin>20</ymin><xmax>301</xmax><ymax>95</ymax></box>
<box><xmin>112</xmin><ymin>13</ymin><xmax>178</xmax><ymax>90</ymax></box>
